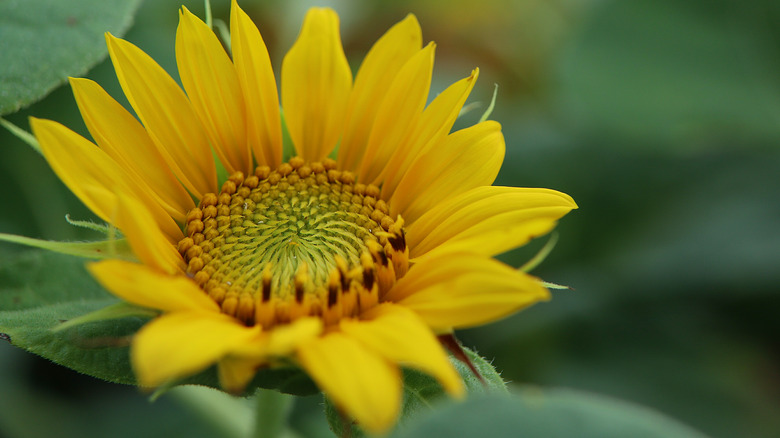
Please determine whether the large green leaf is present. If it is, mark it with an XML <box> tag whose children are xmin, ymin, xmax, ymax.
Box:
<box><xmin>0</xmin><ymin>250</ymin><xmax>138</xmax><ymax>383</ymax></box>
<box><xmin>0</xmin><ymin>249</ymin><xmax>115</xmax><ymax>311</ymax></box>
<box><xmin>0</xmin><ymin>0</ymin><xmax>142</xmax><ymax>115</ymax></box>
<box><xmin>397</xmin><ymin>387</ymin><xmax>709</xmax><ymax>438</ymax></box>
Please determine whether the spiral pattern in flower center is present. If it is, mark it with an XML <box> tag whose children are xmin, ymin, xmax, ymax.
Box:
<box><xmin>178</xmin><ymin>157</ymin><xmax>408</xmax><ymax>327</ymax></box>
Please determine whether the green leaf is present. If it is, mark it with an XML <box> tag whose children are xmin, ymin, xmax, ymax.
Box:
<box><xmin>0</xmin><ymin>298</ymin><xmax>142</xmax><ymax>384</ymax></box>
<box><xmin>397</xmin><ymin>387</ymin><xmax>709</xmax><ymax>438</ymax></box>
<box><xmin>0</xmin><ymin>0</ymin><xmax>143</xmax><ymax>115</ymax></box>
<box><xmin>0</xmin><ymin>250</ymin><xmax>139</xmax><ymax>383</ymax></box>
<box><xmin>0</xmin><ymin>249</ymin><xmax>115</xmax><ymax>311</ymax></box>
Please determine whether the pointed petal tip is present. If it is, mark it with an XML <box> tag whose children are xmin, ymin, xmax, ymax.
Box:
<box><xmin>555</xmin><ymin>191</ymin><xmax>578</xmax><ymax>209</ymax></box>
<box><xmin>179</xmin><ymin>5</ymin><xmax>199</xmax><ymax>22</ymax></box>
<box><xmin>395</xmin><ymin>13</ymin><xmax>421</xmax><ymax>42</ymax></box>
<box><xmin>28</xmin><ymin>117</ymin><xmax>58</xmax><ymax>140</ymax></box>
<box><xmin>67</xmin><ymin>76</ymin><xmax>95</xmax><ymax>94</ymax></box>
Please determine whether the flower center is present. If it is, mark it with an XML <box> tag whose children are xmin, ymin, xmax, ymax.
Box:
<box><xmin>178</xmin><ymin>157</ymin><xmax>408</xmax><ymax>327</ymax></box>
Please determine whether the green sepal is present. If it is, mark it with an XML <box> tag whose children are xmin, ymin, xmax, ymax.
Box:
<box><xmin>0</xmin><ymin>117</ymin><xmax>40</xmax><ymax>153</ymax></box>
<box><xmin>280</xmin><ymin>110</ymin><xmax>296</xmax><ymax>162</ymax></box>
<box><xmin>458</xmin><ymin>101</ymin><xmax>482</xmax><ymax>118</ymax></box>
<box><xmin>450</xmin><ymin>345</ymin><xmax>508</xmax><ymax>394</ymax></box>
<box><xmin>52</xmin><ymin>301</ymin><xmax>158</xmax><ymax>333</ymax></box>
<box><xmin>203</xmin><ymin>0</ymin><xmax>232</xmax><ymax>54</ymax></box>
<box><xmin>203</xmin><ymin>0</ymin><xmax>213</xmax><ymax>28</ymax></box>
<box><xmin>540</xmin><ymin>280</ymin><xmax>574</xmax><ymax>290</ymax></box>
<box><xmin>0</xmin><ymin>232</ymin><xmax>134</xmax><ymax>260</ymax></box>
<box><xmin>213</xmin><ymin>19</ymin><xmax>232</xmax><ymax>53</ymax></box>
<box><xmin>324</xmin><ymin>346</ymin><xmax>508</xmax><ymax>437</ymax></box>
<box><xmin>65</xmin><ymin>214</ymin><xmax>117</xmax><ymax>235</ymax></box>
<box><xmin>519</xmin><ymin>232</ymin><xmax>558</xmax><ymax>273</ymax></box>
<box><xmin>478</xmin><ymin>83</ymin><xmax>499</xmax><ymax>123</ymax></box>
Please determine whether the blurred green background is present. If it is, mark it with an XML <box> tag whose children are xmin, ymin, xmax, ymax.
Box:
<box><xmin>1</xmin><ymin>0</ymin><xmax>779</xmax><ymax>437</ymax></box>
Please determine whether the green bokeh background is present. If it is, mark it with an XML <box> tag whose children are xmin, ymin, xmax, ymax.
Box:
<box><xmin>1</xmin><ymin>0</ymin><xmax>779</xmax><ymax>437</ymax></box>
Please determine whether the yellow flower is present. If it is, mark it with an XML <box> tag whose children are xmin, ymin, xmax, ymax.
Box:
<box><xmin>29</xmin><ymin>1</ymin><xmax>576</xmax><ymax>433</ymax></box>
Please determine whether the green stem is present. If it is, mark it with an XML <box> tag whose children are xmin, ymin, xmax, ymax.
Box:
<box><xmin>253</xmin><ymin>389</ymin><xmax>294</xmax><ymax>438</ymax></box>
<box><xmin>170</xmin><ymin>386</ymin><xmax>253</xmax><ymax>438</ymax></box>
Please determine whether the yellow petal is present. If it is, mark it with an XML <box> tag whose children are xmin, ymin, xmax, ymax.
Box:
<box><xmin>216</xmin><ymin>327</ymin><xmax>269</xmax><ymax>393</ymax></box>
<box><xmin>88</xmin><ymin>260</ymin><xmax>219</xmax><ymax>313</ymax></box>
<box><xmin>230</xmin><ymin>0</ymin><xmax>282</xmax><ymax>167</ymax></box>
<box><xmin>342</xmin><ymin>303</ymin><xmax>464</xmax><ymax>397</ymax></box>
<box><xmin>297</xmin><ymin>333</ymin><xmax>401</xmax><ymax>434</ymax></box>
<box><xmin>390</xmin><ymin>120</ymin><xmax>505</xmax><ymax>224</ymax></box>
<box><xmin>408</xmin><ymin>186</ymin><xmax>577</xmax><ymax>260</ymax></box>
<box><xmin>265</xmin><ymin>317</ymin><xmax>323</xmax><ymax>356</ymax></box>
<box><xmin>69</xmin><ymin>77</ymin><xmax>194</xmax><ymax>223</ymax></box>
<box><xmin>217</xmin><ymin>317</ymin><xmax>322</xmax><ymax>392</ymax></box>
<box><xmin>30</xmin><ymin>117</ymin><xmax>182</xmax><ymax>241</ymax></box>
<box><xmin>216</xmin><ymin>317</ymin><xmax>322</xmax><ymax>359</ymax></box>
<box><xmin>385</xmin><ymin>254</ymin><xmax>550</xmax><ymax>331</ymax></box>
<box><xmin>281</xmin><ymin>8</ymin><xmax>352</xmax><ymax>161</ymax></box>
<box><xmin>380</xmin><ymin>69</ymin><xmax>478</xmax><ymax>198</ymax></box>
<box><xmin>338</xmin><ymin>14</ymin><xmax>422</xmax><ymax>172</ymax></box>
<box><xmin>357</xmin><ymin>43</ymin><xmax>435</xmax><ymax>184</ymax></box>
<box><xmin>177</xmin><ymin>7</ymin><xmax>251</xmax><ymax>175</ymax></box>
<box><xmin>106</xmin><ymin>33</ymin><xmax>217</xmax><ymax>197</ymax></box>
<box><xmin>218</xmin><ymin>355</ymin><xmax>265</xmax><ymax>393</ymax></box>
<box><xmin>112</xmin><ymin>193</ymin><xmax>185</xmax><ymax>274</ymax></box>
<box><xmin>132</xmin><ymin>311</ymin><xmax>261</xmax><ymax>388</ymax></box>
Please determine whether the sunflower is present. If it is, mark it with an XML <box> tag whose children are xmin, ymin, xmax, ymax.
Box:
<box><xmin>29</xmin><ymin>0</ymin><xmax>576</xmax><ymax>433</ymax></box>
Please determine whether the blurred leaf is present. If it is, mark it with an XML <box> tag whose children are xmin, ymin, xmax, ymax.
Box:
<box><xmin>396</xmin><ymin>387</ymin><xmax>708</xmax><ymax>438</ymax></box>
<box><xmin>0</xmin><ymin>0</ymin><xmax>143</xmax><ymax>115</ymax></box>
<box><xmin>556</xmin><ymin>0</ymin><xmax>780</xmax><ymax>146</ymax></box>
<box><xmin>0</xmin><ymin>343</ymin><xmax>228</xmax><ymax>438</ymax></box>
<box><xmin>168</xmin><ymin>386</ymin><xmax>254</xmax><ymax>438</ymax></box>
<box><xmin>245</xmin><ymin>366</ymin><xmax>318</xmax><ymax>396</ymax></box>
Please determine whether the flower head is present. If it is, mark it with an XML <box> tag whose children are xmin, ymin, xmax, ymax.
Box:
<box><xmin>30</xmin><ymin>1</ymin><xmax>576</xmax><ymax>433</ymax></box>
